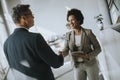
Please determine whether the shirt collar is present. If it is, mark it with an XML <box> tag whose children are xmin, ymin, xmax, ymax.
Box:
<box><xmin>16</xmin><ymin>26</ymin><xmax>29</xmax><ymax>31</ymax></box>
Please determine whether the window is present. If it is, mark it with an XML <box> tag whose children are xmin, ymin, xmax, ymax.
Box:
<box><xmin>109</xmin><ymin>0</ymin><xmax>120</xmax><ymax>24</ymax></box>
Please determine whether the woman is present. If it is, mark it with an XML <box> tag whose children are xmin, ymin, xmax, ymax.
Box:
<box><xmin>61</xmin><ymin>9</ymin><xmax>101</xmax><ymax>80</ymax></box>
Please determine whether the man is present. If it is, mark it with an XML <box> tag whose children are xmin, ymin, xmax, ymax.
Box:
<box><xmin>4</xmin><ymin>4</ymin><xmax>63</xmax><ymax>80</ymax></box>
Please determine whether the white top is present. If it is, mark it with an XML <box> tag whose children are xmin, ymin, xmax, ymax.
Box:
<box><xmin>75</xmin><ymin>35</ymin><xmax>81</xmax><ymax>47</ymax></box>
<box><xmin>75</xmin><ymin>33</ymin><xmax>83</xmax><ymax>62</ymax></box>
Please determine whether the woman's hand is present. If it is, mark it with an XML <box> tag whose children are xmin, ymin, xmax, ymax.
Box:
<box><xmin>72</xmin><ymin>53</ymin><xmax>90</xmax><ymax>60</ymax></box>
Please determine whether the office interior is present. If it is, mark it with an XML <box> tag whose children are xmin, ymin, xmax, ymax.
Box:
<box><xmin>0</xmin><ymin>0</ymin><xmax>120</xmax><ymax>80</ymax></box>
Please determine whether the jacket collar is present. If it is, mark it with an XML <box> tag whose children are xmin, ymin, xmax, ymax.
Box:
<box><xmin>70</xmin><ymin>27</ymin><xmax>86</xmax><ymax>51</ymax></box>
<box><xmin>14</xmin><ymin>28</ymin><xmax>29</xmax><ymax>32</ymax></box>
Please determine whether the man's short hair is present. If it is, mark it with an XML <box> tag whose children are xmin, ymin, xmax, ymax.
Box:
<box><xmin>12</xmin><ymin>4</ymin><xmax>30</xmax><ymax>23</ymax></box>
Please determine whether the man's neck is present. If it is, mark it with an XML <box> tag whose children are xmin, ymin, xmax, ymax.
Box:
<box><xmin>16</xmin><ymin>24</ymin><xmax>29</xmax><ymax>30</ymax></box>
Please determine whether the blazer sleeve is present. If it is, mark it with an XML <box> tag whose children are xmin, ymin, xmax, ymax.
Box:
<box><xmin>62</xmin><ymin>32</ymin><xmax>70</xmax><ymax>57</ymax></box>
<box><xmin>35</xmin><ymin>33</ymin><xmax>63</xmax><ymax>68</ymax></box>
<box><xmin>88</xmin><ymin>30</ymin><xmax>101</xmax><ymax>57</ymax></box>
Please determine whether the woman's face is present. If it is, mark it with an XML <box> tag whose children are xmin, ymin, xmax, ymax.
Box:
<box><xmin>68</xmin><ymin>15</ymin><xmax>80</xmax><ymax>29</ymax></box>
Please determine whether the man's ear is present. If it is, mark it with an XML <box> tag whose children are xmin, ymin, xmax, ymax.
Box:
<box><xmin>21</xmin><ymin>16</ymin><xmax>26</xmax><ymax>21</ymax></box>
<box><xmin>20</xmin><ymin>16</ymin><xmax>27</xmax><ymax>25</ymax></box>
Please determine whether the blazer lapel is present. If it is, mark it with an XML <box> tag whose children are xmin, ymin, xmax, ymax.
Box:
<box><xmin>69</xmin><ymin>31</ymin><xmax>76</xmax><ymax>51</ymax></box>
<box><xmin>69</xmin><ymin>29</ymin><xmax>86</xmax><ymax>51</ymax></box>
<box><xmin>80</xmin><ymin>29</ymin><xmax>85</xmax><ymax>51</ymax></box>
<box><xmin>71</xmin><ymin>31</ymin><xmax>75</xmax><ymax>44</ymax></box>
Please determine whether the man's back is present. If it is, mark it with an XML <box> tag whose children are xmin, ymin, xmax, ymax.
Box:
<box><xmin>4</xmin><ymin>28</ymin><xmax>63</xmax><ymax>80</ymax></box>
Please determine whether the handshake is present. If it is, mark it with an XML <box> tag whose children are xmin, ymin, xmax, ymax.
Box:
<box><xmin>58</xmin><ymin>51</ymin><xmax>65</xmax><ymax>57</ymax></box>
<box><xmin>58</xmin><ymin>51</ymin><xmax>95</xmax><ymax>61</ymax></box>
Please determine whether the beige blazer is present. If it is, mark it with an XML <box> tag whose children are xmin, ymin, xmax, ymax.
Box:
<box><xmin>62</xmin><ymin>27</ymin><xmax>101</xmax><ymax>66</ymax></box>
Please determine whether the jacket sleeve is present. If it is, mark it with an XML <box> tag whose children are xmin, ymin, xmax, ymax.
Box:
<box><xmin>88</xmin><ymin>30</ymin><xmax>101</xmax><ymax>57</ymax></box>
<box><xmin>35</xmin><ymin>33</ymin><xmax>63</xmax><ymax>68</ymax></box>
<box><xmin>62</xmin><ymin>32</ymin><xmax>70</xmax><ymax>57</ymax></box>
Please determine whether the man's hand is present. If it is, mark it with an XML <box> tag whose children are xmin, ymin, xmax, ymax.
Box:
<box><xmin>58</xmin><ymin>51</ymin><xmax>65</xmax><ymax>57</ymax></box>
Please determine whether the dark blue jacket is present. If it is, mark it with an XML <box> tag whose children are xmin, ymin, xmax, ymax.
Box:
<box><xmin>4</xmin><ymin>28</ymin><xmax>63</xmax><ymax>80</ymax></box>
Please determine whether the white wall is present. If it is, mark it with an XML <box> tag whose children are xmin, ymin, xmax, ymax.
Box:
<box><xmin>98</xmin><ymin>25</ymin><xmax>120</xmax><ymax>80</ymax></box>
<box><xmin>21</xmin><ymin>0</ymin><xmax>101</xmax><ymax>35</ymax></box>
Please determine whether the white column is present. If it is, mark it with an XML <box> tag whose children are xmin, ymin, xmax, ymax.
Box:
<box><xmin>1</xmin><ymin>0</ymin><xmax>16</xmax><ymax>34</ymax></box>
<box><xmin>1</xmin><ymin>0</ymin><xmax>11</xmax><ymax>35</ymax></box>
